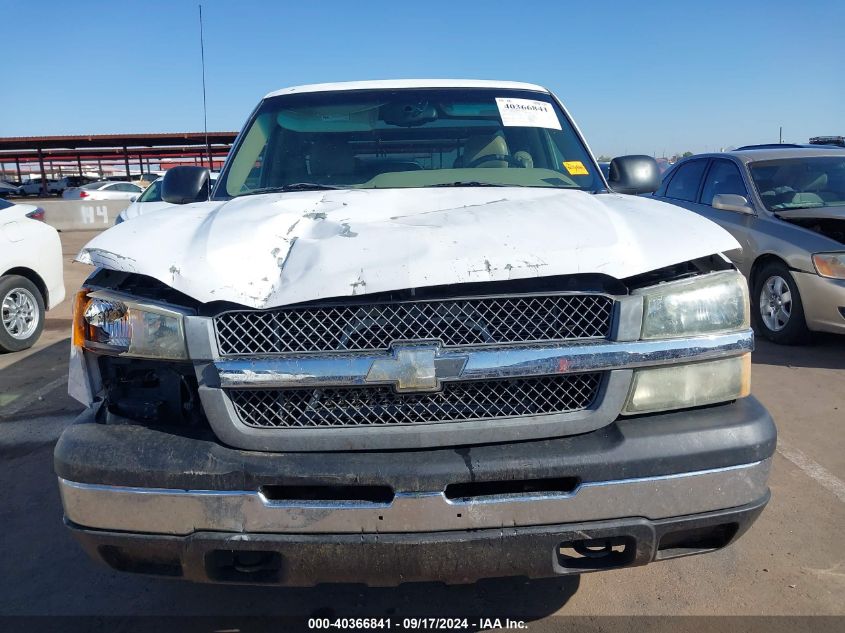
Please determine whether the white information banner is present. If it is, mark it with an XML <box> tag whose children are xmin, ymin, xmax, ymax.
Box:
<box><xmin>495</xmin><ymin>98</ymin><xmax>562</xmax><ymax>130</ymax></box>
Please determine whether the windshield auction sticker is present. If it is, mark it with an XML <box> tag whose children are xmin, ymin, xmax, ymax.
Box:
<box><xmin>496</xmin><ymin>97</ymin><xmax>562</xmax><ymax>130</ymax></box>
<box><xmin>563</xmin><ymin>160</ymin><xmax>589</xmax><ymax>175</ymax></box>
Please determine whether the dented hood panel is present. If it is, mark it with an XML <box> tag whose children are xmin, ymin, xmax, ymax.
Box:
<box><xmin>76</xmin><ymin>188</ymin><xmax>740</xmax><ymax>308</ymax></box>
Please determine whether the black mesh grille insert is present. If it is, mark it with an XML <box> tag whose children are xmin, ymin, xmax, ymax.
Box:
<box><xmin>215</xmin><ymin>294</ymin><xmax>613</xmax><ymax>355</ymax></box>
<box><xmin>228</xmin><ymin>373</ymin><xmax>602</xmax><ymax>429</ymax></box>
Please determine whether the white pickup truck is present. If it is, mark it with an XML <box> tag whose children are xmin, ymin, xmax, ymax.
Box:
<box><xmin>56</xmin><ymin>80</ymin><xmax>775</xmax><ymax>585</ymax></box>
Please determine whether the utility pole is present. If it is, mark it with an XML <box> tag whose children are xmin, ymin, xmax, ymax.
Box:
<box><xmin>779</xmin><ymin>127</ymin><xmax>783</xmax><ymax>144</ymax></box>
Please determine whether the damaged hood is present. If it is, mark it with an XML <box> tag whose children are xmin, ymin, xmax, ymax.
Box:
<box><xmin>77</xmin><ymin>187</ymin><xmax>740</xmax><ymax>308</ymax></box>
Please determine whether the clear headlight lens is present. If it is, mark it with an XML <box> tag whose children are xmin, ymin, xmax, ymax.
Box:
<box><xmin>623</xmin><ymin>354</ymin><xmax>751</xmax><ymax>415</ymax></box>
<box><xmin>812</xmin><ymin>252</ymin><xmax>845</xmax><ymax>280</ymax></box>
<box><xmin>72</xmin><ymin>290</ymin><xmax>188</xmax><ymax>360</ymax></box>
<box><xmin>635</xmin><ymin>270</ymin><xmax>750</xmax><ymax>339</ymax></box>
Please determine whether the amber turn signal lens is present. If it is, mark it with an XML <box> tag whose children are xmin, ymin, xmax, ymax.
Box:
<box><xmin>71</xmin><ymin>289</ymin><xmax>91</xmax><ymax>347</ymax></box>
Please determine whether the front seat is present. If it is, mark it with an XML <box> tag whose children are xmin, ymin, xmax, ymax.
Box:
<box><xmin>455</xmin><ymin>132</ymin><xmax>511</xmax><ymax>168</ymax></box>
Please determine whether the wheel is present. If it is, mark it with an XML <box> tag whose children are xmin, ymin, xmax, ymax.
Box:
<box><xmin>752</xmin><ymin>261</ymin><xmax>808</xmax><ymax>344</ymax></box>
<box><xmin>0</xmin><ymin>276</ymin><xmax>45</xmax><ymax>353</ymax></box>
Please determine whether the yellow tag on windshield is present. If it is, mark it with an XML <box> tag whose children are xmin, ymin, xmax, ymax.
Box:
<box><xmin>563</xmin><ymin>160</ymin><xmax>589</xmax><ymax>176</ymax></box>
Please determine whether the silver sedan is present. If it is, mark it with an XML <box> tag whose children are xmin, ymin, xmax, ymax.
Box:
<box><xmin>653</xmin><ymin>147</ymin><xmax>845</xmax><ymax>344</ymax></box>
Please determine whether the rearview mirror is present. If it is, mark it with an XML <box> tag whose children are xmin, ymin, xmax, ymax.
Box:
<box><xmin>712</xmin><ymin>193</ymin><xmax>754</xmax><ymax>214</ymax></box>
<box><xmin>162</xmin><ymin>166</ymin><xmax>210</xmax><ymax>205</ymax></box>
<box><xmin>607</xmin><ymin>155</ymin><xmax>660</xmax><ymax>195</ymax></box>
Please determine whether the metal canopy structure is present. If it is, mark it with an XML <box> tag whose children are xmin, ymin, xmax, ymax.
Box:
<box><xmin>0</xmin><ymin>131</ymin><xmax>237</xmax><ymax>192</ymax></box>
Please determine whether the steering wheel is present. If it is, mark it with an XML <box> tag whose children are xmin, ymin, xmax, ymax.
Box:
<box><xmin>465</xmin><ymin>153</ymin><xmax>524</xmax><ymax>168</ymax></box>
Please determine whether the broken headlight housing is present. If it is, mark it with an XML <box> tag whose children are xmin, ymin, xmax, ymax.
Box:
<box><xmin>72</xmin><ymin>290</ymin><xmax>189</xmax><ymax>360</ymax></box>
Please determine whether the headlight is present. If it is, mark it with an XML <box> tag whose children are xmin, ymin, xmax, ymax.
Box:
<box><xmin>635</xmin><ymin>270</ymin><xmax>750</xmax><ymax>339</ymax></box>
<box><xmin>72</xmin><ymin>290</ymin><xmax>188</xmax><ymax>360</ymax></box>
<box><xmin>812</xmin><ymin>252</ymin><xmax>845</xmax><ymax>280</ymax></box>
<box><xmin>623</xmin><ymin>354</ymin><xmax>751</xmax><ymax>415</ymax></box>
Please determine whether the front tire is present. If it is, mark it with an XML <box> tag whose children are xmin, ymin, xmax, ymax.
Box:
<box><xmin>752</xmin><ymin>262</ymin><xmax>808</xmax><ymax>344</ymax></box>
<box><xmin>0</xmin><ymin>276</ymin><xmax>46</xmax><ymax>353</ymax></box>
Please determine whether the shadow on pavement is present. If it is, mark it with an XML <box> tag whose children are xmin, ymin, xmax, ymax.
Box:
<box><xmin>163</xmin><ymin>573</ymin><xmax>582</xmax><ymax>623</ymax></box>
<box><xmin>0</xmin><ymin>337</ymin><xmax>80</xmax><ymax>420</ymax></box>
<box><xmin>752</xmin><ymin>333</ymin><xmax>845</xmax><ymax>370</ymax></box>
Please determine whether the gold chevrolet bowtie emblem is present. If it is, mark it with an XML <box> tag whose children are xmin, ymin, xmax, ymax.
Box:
<box><xmin>365</xmin><ymin>345</ymin><xmax>466</xmax><ymax>393</ymax></box>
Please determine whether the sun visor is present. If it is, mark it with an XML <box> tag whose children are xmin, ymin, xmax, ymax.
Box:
<box><xmin>277</xmin><ymin>104</ymin><xmax>382</xmax><ymax>132</ymax></box>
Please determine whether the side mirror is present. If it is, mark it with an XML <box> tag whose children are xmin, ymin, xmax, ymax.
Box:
<box><xmin>162</xmin><ymin>166</ymin><xmax>210</xmax><ymax>205</ymax></box>
<box><xmin>712</xmin><ymin>193</ymin><xmax>754</xmax><ymax>214</ymax></box>
<box><xmin>129</xmin><ymin>196</ymin><xmax>137</xmax><ymax>202</ymax></box>
<box><xmin>607</xmin><ymin>155</ymin><xmax>660</xmax><ymax>195</ymax></box>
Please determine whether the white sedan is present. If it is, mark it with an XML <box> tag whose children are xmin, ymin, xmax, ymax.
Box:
<box><xmin>63</xmin><ymin>181</ymin><xmax>144</xmax><ymax>201</ymax></box>
<box><xmin>0</xmin><ymin>198</ymin><xmax>65</xmax><ymax>352</ymax></box>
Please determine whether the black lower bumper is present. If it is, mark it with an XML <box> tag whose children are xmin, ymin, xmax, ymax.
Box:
<box><xmin>56</xmin><ymin>397</ymin><xmax>775</xmax><ymax>585</ymax></box>
<box><xmin>69</xmin><ymin>493</ymin><xmax>769</xmax><ymax>586</ymax></box>
<box><xmin>55</xmin><ymin>397</ymin><xmax>776</xmax><ymax>491</ymax></box>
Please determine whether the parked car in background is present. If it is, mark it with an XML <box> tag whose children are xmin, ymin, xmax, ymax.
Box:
<box><xmin>654</xmin><ymin>147</ymin><xmax>845</xmax><ymax>343</ymax></box>
<box><xmin>62</xmin><ymin>180</ymin><xmax>143</xmax><ymax>200</ymax></box>
<box><xmin>116</xmin><ymin>174</ymin><xmax>218</xmax><ymax>224</ymax></box>
<box><xmin>132</xmin><ymin>172</ymin><xmax>164</xmax><ymax>188</ymax></box>
<box><xmin>809</xmin><ymin>136</ymin><xmax>845</xmax><ymax>148</ymax></box>
<box><xmin>0</xmin><ymin>181</ymin><xmax>19</xmax><ymax>198</ymax></box>
<box><xmin>0</xmin><ymin>198</ymin><xmax>65</xmax><ymax>352</ymax></box>
<box><xmin>59</xmin><ymin>79</ymin><xmax>774</xmax><ymax>587</ymax></box>
<box><xmin>48</xmin><ymin>175</ymin><xmax>96</xmax><ymax>196</ymax></box>
<box><xmin>18</xmin><ymin>179</ymin><xmax>55</xmax><ymax>196</ymax></box>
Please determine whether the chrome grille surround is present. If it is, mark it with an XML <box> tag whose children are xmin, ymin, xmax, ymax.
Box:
<box><xmin>214</xmin><ymin>293</ymin><xmax>614</xmax><ymax>355</ymax></box>
<box><xmin>186</xmin><ymin>285</ymin><xmax>754</xmax><ymax>451</ymax></box>
<box><xmin>229</xmin><ymin>373</ymin><xmax>603</xmax><ymax>429</ymax></box>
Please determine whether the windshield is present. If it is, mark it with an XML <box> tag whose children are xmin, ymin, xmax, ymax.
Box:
<box><xmin>750</xmin><ymin>156</ymin><xmax>845</xmax><ymax>211</ymax></box>
<box><xmin>137</xmin><ymin>179</ymin><xmax>162</xmax><ymax>202</ymax></box>
<box><xmin>216</xmin><ymin>88</ymin><xmax>601</xmax><ymax>198</ymax></box>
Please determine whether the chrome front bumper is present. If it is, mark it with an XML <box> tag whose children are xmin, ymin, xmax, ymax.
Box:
<box><xmin>59</xmin><ymin>458</ymin><xmax>771</xmax><ymax>536</ymax></box>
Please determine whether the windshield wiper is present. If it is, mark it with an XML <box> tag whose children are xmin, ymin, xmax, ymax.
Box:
<box><xmin>238</xmin><ymin>183</ymin><xmax>342</xmax><ymax>196</ymax></box>
<box><xmin>430</xmin><ymin>181</ymin><xmax>509</xmax><ymax>187</ymax></box>
<box><xmin>772</xmin><ymin>203</ymin><xmax>826</xmax><ymax>211</ymax></box>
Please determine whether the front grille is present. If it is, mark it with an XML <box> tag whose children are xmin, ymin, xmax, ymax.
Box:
<box><xmin>228</xmin><ymin>373</ymin><xmax>602</xmax><ymax>429</ymax></box>
<box><xmin>215</xmin><ymin>294</ymin><xmax>614</xmax><ymax>355</ymax></box>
